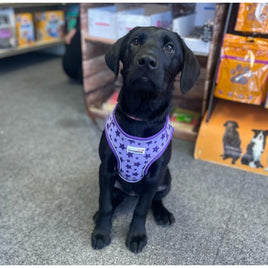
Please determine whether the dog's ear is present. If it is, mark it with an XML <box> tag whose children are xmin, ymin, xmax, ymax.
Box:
<box><xmin>105</xmin><ymin>36</ymin><xmax>124</xmax><ymax>76</ymax></box>
<box><xmin>176</xmin><ymin>34</ymin><xmax>200</xmax><ymax>94</ymax></box>
<box><xmin>234</xmin><ymin>121</ymin><xmax>239</xmax><ymax>128</ymax></box>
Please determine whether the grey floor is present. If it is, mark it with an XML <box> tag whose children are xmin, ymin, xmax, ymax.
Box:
<box><xmin>0</xmin><ymin>53</ymin><xmax>268</xmax><ymax>265</ymax></box>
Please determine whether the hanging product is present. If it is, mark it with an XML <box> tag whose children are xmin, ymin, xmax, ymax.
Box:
<box><xmin>214</xmin><ymin>34</ymin><xmax>268</xmax><ymax>105</ymax></box>
<box><xmin>235</xmin><ymin>3</ymin><xmax>268</xmax><ymax>34</ymax></box>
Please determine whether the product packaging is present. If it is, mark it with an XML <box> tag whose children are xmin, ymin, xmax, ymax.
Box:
<box><xmin>214</xmin><ymin>34</ymin><xmax>268</xmax><ymax>105</ymax></box>
<box><xmin>235</xmin><ymin>3</ymin><xmax>268</xmax><ymax>34</ymax></box>
<box><xmin>16</xmin><ymin>13</ymin><xmax>35</xmax><ymax>46</ymax></box>
<box><xmin>35</xmin><ymin>11</ymin><xmax>65</xmax><ymax>41</ymax></box>
<box><xmin>0</xmin><ymin>8</ymin><xmax>17</xmax><ymax>48</ymax></box>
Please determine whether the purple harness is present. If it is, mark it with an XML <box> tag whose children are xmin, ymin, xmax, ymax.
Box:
<box><xmin>105</xmin><ymin>107</ymin><xmax>174</xmax><ymax>183</ymax></box>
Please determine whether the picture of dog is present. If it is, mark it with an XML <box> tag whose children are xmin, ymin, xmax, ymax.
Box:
<box><xmin>241</xmin><ymin>129</ymin><xmax>268</xmax><ymax>168</ymax></box>
<box><xmin>221</xmin><ymin>120</ymin><xmax>242</xmax><ymax>164</ymax></box>
<box><xmin>91</xmin><ymin>27</ymin><xmax>200</xmax><ymax>253</ymax></box>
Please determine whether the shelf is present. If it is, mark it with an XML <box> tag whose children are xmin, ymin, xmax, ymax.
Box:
<box><xmin>85</xmin><ymin>35</ymin><xmax>115</xmax><ymax>45</ymax></box>
<box><xmin>0</xmin><ymin>3</ymin><xmax>63</xmax><ymax>8</ymax></box>
<box><xmin>88</xmin><ymin>106</ymin><xmax>198</xmax><ymax>142</ymax></box>
<box><xmin>0</xmin><ymin>39</ymin><xmax>65</xmax><ymax>59</ymax></box>
<box><xmin>85</xmin><ymin>34</ymin><xmax>208</xmax><ymax>56</ymax></box>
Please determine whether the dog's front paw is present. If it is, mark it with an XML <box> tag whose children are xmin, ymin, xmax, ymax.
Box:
<box><xmin>152</xmin><ymin>201</ymin><xmax>175</xmax><ymax>226</ymax></box>
<box><xmin>153</xmin><ymin>210</ymin><xmax>175</xmax><ymax>226</ymax></box>
<box><xmin>91</xmin><ymin>228</ymin><xmax>111</xmax><ymax>250</ymax></box>
<box><xmin>126</xmin><ymin>229</ymin><xmax>148</xmax><ymax>254</ymax></box>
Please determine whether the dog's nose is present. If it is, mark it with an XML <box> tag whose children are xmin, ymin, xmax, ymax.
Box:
<box><xmin>137</xmin><ymin>55</ymin><xmax>158</xmax><ymax>70</ymax></box>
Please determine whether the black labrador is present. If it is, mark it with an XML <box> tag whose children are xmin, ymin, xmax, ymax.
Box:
<box><xmin>91</xmin><ymin>26</ymin><xmax>200</xmax><ymax>254</ymax></box>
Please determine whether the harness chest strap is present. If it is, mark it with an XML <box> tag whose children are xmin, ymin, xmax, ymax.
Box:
<box><xmin>105</xmin><ymin>108</ymin><xmax>174</xmax><ymax>183</ymax></box>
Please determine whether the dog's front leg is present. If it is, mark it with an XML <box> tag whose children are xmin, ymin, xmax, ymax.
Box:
<box><xmin>91</xmin><ymin>159</ymin><xmax>116</xmax><ymax>250</ymax></box>
<box><xmin>126</xmin><ymin>164</ymin><xmax>163</xmax><ymax>254</ymax></box>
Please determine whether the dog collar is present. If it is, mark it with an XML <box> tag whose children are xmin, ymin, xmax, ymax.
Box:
<box><xmin>105</xmin><ymin>107</ymin><xmax>174</xmax><ymax>183</ymax></box>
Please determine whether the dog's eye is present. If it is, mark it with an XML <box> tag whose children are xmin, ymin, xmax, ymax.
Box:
<box><xmin>164</xmin><ymin>43</ymin><xmax>175</xmax><ymax>53</ymax></box>
<box><xmin>131</xmin><ymin>38</ymin><xmax>140</xmax><ymax>46</ymax></box>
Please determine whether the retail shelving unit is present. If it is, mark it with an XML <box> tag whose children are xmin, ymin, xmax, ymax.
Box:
<box><xmin>0</xmin><ymin>3</ymin><xmax>66</xmax><ymax>58</ymax></box>
<box><xmin>80</xmin><ymin>3</ymin><xmax>227</xmax><ymax>141</ymax></box>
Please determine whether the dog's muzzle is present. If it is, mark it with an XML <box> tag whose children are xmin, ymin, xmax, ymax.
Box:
<box><xmin>137</xmin><ymin>54</ymin><xmax>158</xmax><ymax>71</ymax></box>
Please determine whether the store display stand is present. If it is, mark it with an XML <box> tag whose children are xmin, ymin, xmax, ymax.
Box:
<box><xmin>0</xmin><ymin>3</ymin><xmax>67</xmax><ymax>59</ymax></box>
<box><xmin>195</xmin><ymin>3</ymin><xmax>268</xmax><ymax>176</ymax></box>
<box><xmin>80</xmin><ymin>3</ymin><xmax>223</xmax><ymax>142</ymax></box>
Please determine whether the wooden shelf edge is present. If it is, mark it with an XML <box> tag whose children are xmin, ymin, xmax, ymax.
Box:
<box><xmin>85</xmin><ymin>35</ymin><xmax>208</xmax><ymax>57</ymax></box>
<box><xmin>0</xmin><ymin>39</ymin><xmax>65</xmax><ymax>59</ymax></box>
<box><xmin>88</xmin><ymin>106</ymin><xmax>110</xmax><ymax>119</ymax></box>
<box><xmin>85</xmin><ymin>35</ymin><xmax>115</xmax><ymax>45</ymax></box>
<box><xmin>88</xmin><ymin>106</ymin><xmax>197</xmax><ymax>142</ymax></box>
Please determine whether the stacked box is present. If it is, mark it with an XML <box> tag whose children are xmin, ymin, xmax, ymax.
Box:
<box><xmin>117</xmin><ymin>5</ymin><xmax>172</xmax><ymax>38</ymax></box>
<box><xmin>88</xmin><ymin>5</ymin><xmax>144</xmax><ymax>39</ymax></box>
<box><xmin>35</xmin><ymin>11</ymin><xmax>65</xmax><ymax>41</ymax></box>
<box><xmin>88</xmin><ymin>4</ymin><xmax>172</xmax><ymax>40</ymax></box>
<box><xmin>16</xmin><ymin>13</ymin><xmax>35</xmax><ymax>46</ymax></box>
<box><xmin>0</xmin><ymin>8</ymin><xmax>17</xmax><ymax>48</ymax></box>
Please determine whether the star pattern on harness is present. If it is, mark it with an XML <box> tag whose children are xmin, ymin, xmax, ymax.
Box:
<box><xmin>105</xmin><ymin>109</ymin><xmax>174</xmax><ymax>183</ymax></box>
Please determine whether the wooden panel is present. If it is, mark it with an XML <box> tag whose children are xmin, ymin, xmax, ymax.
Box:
<box><xmin>85</xmin><ymin>83</ymin><xmax>116</xmax><ymax>107</ymax></box>
<box><xmin>82</xmin><ymin>54</ymin><xmax>107</xmax><ymax>78</ymax></box>
<box><xmin>84</xmin><ymin>70</ymin><xmax>115</xmax><ymax>93</ymax></box>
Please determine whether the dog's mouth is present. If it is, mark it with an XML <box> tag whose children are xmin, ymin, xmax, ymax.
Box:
<box><xmin>125</xmin><ymin>71</ymin><xmax>160</xmax><ymax>92</ymax></box>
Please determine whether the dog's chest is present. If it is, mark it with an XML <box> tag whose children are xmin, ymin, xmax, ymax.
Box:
<box><xmin>251</xmin><ymin>140</ymin><xmax>264</xmax><ymax>160</ymax></box>
<box><xmin>105</xmin><ymin>108</ymin><xmax>174</xmax><ymax>183</ymax></box>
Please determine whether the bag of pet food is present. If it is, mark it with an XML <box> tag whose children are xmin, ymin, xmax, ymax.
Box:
<box><xmin>214</xmin><ymin>34</ymin><xmax>268</xmax><ymax>105</ymax></box>
<box><xmin>235</xmin><ymin>3</ymin><xmax>268</xmax><ymax>34</ymax></box>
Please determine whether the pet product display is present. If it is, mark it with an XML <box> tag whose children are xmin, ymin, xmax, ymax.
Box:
<box><xmin>0</xmin><ymin>8</ymin><xmax>17</xmax><ymax>48</ymax></box>
<box><xmin>16</xmin><ymin>13</ymin><xmax>35</xmax><ymax>46</ymax></box>
<box><xmin>34</xmin><ymin>11</ymin><xmax>65</xmax><ymax>41</ymax></box>
<box><xmin>195</xmin><ymin>99</ymin><xmax>268</xmax><ymax>177</ymax></box>
<box><xmin>214</xmin><ymin>34</ymin><xmax>268</xmax><ymax>105</ymax></box>
<box><xmin>235</xmin><ymin>3</ymin><xmax>268</xmax><ymax>34</ymax></box>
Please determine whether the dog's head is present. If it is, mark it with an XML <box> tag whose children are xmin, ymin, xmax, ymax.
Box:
<box><xmin>105</xmin><ymin>26</ymin><xmax>200</xmax><ymax>95</ymax></box>
<box><xmin>223</xmin><ymin>120</ymin><xmax>239</xmax><ymax>130</ymax></box>
<box><xmin>224</xmin><ymin>121</ymin><xmax>239</xmax><ymax>133</ymax></box>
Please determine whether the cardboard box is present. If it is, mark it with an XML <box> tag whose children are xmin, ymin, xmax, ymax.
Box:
<box><xmin>88</xmin><ymin>6</ymin><xmax>116</xmax><ymax>39</ymax></box>
<box><xmin>184</xmin><ymin>37</ymin><xmax>210</xmax><ymax>55</ymax></box>
<box><xmin>116</xmin><ymin>4</ymin><xmax>172</xmax><ymax>38</ymax></box>
<box><xmin>194</xmin><ymin>3</ymin><xmax>215</xmax><ymax>26</ymax></box>
<box><xmin>172</xmin><ymin>14</ymin><xmax>195</xmax><ymax>37</ymax></box>
<box><xmin>35</xmin><ymin>11</ymin><xmax>65</xmax><ymax>42</ymax></box>
<box><xmin>88</xmin><ymin>5</ymin><xmax>145</xmax><ymax>39</ymax></box>
<box><xmin>16</xmin><ymin>13</ymin><xmax>35</xmax><ymax>46</ymax></box>
<box><xmin>0</xmin><ymin>8</ymin><xmax>17</xmax><ymax>48</ymax></box>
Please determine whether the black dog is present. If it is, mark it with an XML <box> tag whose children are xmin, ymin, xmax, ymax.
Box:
<box><xmin>222</xmin><ymin>120</ymin><xmax>242</xmax><ymax>164</ymax></box>
<box><xmin>91</xmin><ymin>26</ymin><xmax>200</xmax><ymax>253</ymax></box>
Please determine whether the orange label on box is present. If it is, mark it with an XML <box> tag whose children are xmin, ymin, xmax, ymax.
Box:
<box><xmin>214</xmin><ymin>34</ymin><xmax>268</xmax><ymax>105</ymax></box>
